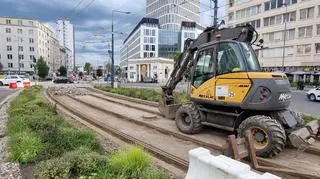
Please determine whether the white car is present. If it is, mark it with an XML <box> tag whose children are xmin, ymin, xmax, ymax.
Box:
<box><xmin>0</xmin><ymin>75</ymin><xmax>23</xmax><ymax>86</ymax></box>
<box><xmin>307</xmin><ymin>87</ymin><xmax>320</xmax><ymax>101</ymax></box>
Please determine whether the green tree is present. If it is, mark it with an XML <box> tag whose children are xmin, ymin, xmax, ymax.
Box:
<box><xmin>84</xmin><ymin>62</ymin><xmax>91</xmax><ymax>75</ymax></box>
<box><xmin>105</xmin><ymin>62</ymin><xmax>111</xmax><ymax>72</ymax></box>
<box><xmin>115</xmin><ymin>65</ymin><xmax>122</xmax><ymax>76</ymax></box>
<box><xmin>36</xmin><ymin>56</ymin><xmax>49</xmax><ymax>79</ymax></box>
<box><xmin>173</xmin><ymin>51</ymin><xmax>182</xmax><ymax>66</ymax></box>
<box><xmin>57</xmin><ymin>66</ymin><xmax>67</xmax><ymax>76</ymax></box>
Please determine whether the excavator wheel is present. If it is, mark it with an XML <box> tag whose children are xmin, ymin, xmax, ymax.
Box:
<box><xmin>175</xmin><ymin>104</ymin><xmax>203</xmax><ymax>134</ymax></box>
<box><xmin>239</xmin><ymin>115</ymin><xmax>286</xmax><ymax>158</ymax></box>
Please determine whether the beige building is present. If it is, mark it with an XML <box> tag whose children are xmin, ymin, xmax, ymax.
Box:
<box><xmin>0</xmin><ymin>17</ymin><xmax>60</xmax><ymax>74</ymax></box>
<box><xmin>227</xmin><ymin>0</ymin><xmax>320</xmax><ymax>81</ymax></box>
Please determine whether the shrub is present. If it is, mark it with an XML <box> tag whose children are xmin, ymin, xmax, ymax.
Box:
<box><xmin>108</xmin><ymin>147</ymin><xmax>152</xmax><ymax>178</ymax></box>
<box><xmin>35</xmin><ymin>157</ymin><xmax>72</xmax><ymax>179</ymax></box>
<box><xmin>35</xmin><ymin>147</ymin><xmax>106</xmax><ymax>179</ymax></box>
<box><xmin>9</xmin><ymin>131</ymin><xmax>45</xmax><ymax>163</ymax></box>
<box><xmin>7</xmin><ymin>117</ymin><xmax>31</xmax><ymax>136</ymax></box>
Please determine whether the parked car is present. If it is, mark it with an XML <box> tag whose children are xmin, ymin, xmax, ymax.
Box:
<box><xmin>53</xmin><ymin>76</ymin><xmax>73</xmax><ymax>84</ymax></box>
<box><xmin>0</xmin><ymin>75</ymin><xmax>23</xmax><ymax>86</ymax></box>
<box><xmin>307</xmin><ymin>86</ymin><xmax>320</xmax><ymax>101</ymax></box>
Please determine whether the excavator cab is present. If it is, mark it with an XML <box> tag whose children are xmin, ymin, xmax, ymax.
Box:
<box><xmin>160</xmin><ymin>24</ymin><xmax>320</xmax><ymax>158</ymax></box>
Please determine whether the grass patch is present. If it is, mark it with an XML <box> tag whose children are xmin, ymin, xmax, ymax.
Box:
<box><xmin>8</xmin><ymin>86</ymin><xmax>170</xmax><ymax>178</ymax></box>
<box><xmin>303</xmin><ymin>115</ymin><xmax>320</xmax><ymax>122</ymax></box>
<box><xmin>96</xmin><ymin>86</ymin><xmax>189</xmax><ymax>104</ymax></box>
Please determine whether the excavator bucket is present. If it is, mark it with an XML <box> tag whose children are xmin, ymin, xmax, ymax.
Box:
<box><xmin>288</xmin><ymin>120</ymin><xmax>320</xmax><ymax>148</ymax></box>
<box><xmin>159</xmin><ymin>103</ymin><xmax>182</xmax><ymax>119</ymax></box>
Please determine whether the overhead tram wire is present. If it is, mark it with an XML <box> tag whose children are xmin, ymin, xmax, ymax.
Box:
<box><xmin>72</xmin><ymin>0</ymin><xmax>97</xmax><ymax>19</ymax></box>
<box><xmin>67</xmin><ymin>0</ymin><xmax>86</xmax><ymax>18</ymax></box>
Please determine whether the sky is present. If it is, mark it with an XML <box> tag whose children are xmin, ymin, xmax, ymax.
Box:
<box><xmin>0</xmin><ymin>0</ymin><xmax>226</xmax><ymax>67</ymax></box>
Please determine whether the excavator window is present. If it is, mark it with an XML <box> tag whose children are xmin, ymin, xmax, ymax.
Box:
<box><xmin>217</xmin><ymin>42</ymin><xmax>246</xmax><ymax>75</ymax></box>
<box><xmin>193</xmin><ymin>47</ymin><xmax>216</xmax><ymax>88</ymax></box>
<box><xmin>240</xmin><ymin>42</ymin><xmax>261</xmax><ymax>72</ymax></box>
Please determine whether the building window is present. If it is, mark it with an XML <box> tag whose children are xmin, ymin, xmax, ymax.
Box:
<box><xmin>30</xmin><ymin>55</ymin><xmax>34</xmax><ymax>60</ymax></box>
<box><xmin>8</xmin><ymin>63</ymin><xmax>13</xmax><ymax>68</ymax></box>
<box><xmin>18</xmin><ymin>46</ymin><xmax>23</xmax><ymax>51</ymax></box>
<box><xmin>5</xmin><ymin>28</ymin><xmax>11</xmax><ymax>33</ymax></box>
<box><xmin>143</xmin><ymin>52</ymin><xmax>148</xmax><ymax>58</ymax></box>
<box><xmin>19</xmin><ymin>55</ymin><xmax>24</xmax><ymax>60</ymax></box>
<box><xmin>28</xmin><ymin>29</ymin><xmax>34</xmax><ymax>35</ymax></box>
<box><xmin>7</xmin><ymin>54</ymin><xmax>12</xmax><ymax>59</ymax></box>
<box><xmin>317</xmin><ymin>24</ymin><xmax>320</xmax><ymax>35</ymax></box>
<box><xmin>17</xmin><ymin>29</ymin><xmax>23</xmax><ymax>34</ymax></box>
<box><xmin>300</xmin><ymin>7</ymin><xmax>314</xmax><ymax>20</ymax></box>
<box><xmin>263</xmin><ymin>46</ymin><xmax>294</xmax><ymax>57</ymax></box>
<box><xmin>29</xmin><ymin>38</ymin><xmax>34</xmax><ymax>43</ymax></box>
<box><xmin>6</xmin><ymin>19</ymin><xmax>11</xmax><ymax>24</ymax></box>
<box><xmin>150</xmin><ymin>52</ymin><xmax>154</xmax><ymax>57</ymax></box>
<box><xmin>297</xmin><ymin>44</ymin><xmax>311</xmax><ymax>55</ymax></box>
<box><xmin>130</xmin><ymin>72</ymin><xmax>134</xmax><ymax>79</ymax></box>
<box><xmin>30</xmin><ymin>47</ymin><xmax>35</xmax><ymax>52</ymax></box>
<box><xmin>20</xmin><ymin>63</ymin><xmax>24</xmax><ymax>68</ymax></box>
<box><xmin>7</xmin><ymin>46</ymin><xmax>12</xmax><ymax>51</ymax></box>
<box><xmin>18</xmin><ymin>20</ymin><xmax>22</xmax><ymax>25</ymax></box>
<box><xmin>144</xmin><ymin>29</ymin><xmax>150</xmax><ymax>36</ymax></box>
<box><xmin>6</xmin><ymin>37</ymin><xmax>11</xmax><ymax>42</ymax></box>
<box><xmin>228</xmin><ymin>12</ymin><xmax>234</xmax><ymax>20</ymax></box>
<box><xmin>28</xmin><ymin>21</ymin><xmax>34</xmax><ymax>26</ymax></box>
<box><xmin>144</xmin><ymin>37</ymin><xmax>148</xmax><ymax>43</ymax></box>
<box><xmin>315</xmin><ymin>43</ymin><xmax>320</xmax><ymax>54</ymax></box>
<box><xmin>298</xmin><ymin>26</ymin><xmax>313</xmax><ymax>38</ymax></box>
<box><xmin>151</xmin><ymin>29</ymin><xmax>156</xmax><ymax>36</ymax></box>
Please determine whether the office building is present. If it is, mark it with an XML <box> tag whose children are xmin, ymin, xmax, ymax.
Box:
<box><xmin>226</xmin><ymin>0</ymin><xmax>320</xmax><ymax>82</ymax></box>
<box><xmin>56</xmin><ymin>19</ymin><xmax>75</xmax><ymax>72</ymax></box>
<box><xmin>0</xmin><ymin>17</ymin><xmax>60</xmax><ymax>74</ymax></box>
<box><xmin>119</xmin><ymin>18</ymin><xmax>200</xmax><ymax>82</ymax></box>
<box><xmin>146</xmin><ymin>0</ymin><xmax>200</xmax><ymax>30</ymax></box>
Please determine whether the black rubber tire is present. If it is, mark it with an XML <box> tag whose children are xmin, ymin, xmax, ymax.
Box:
<box><xmin>239</xmin><ymin>115</ymin><xmax>286</xmax><ymax>158</ymax></box>
<box><xmin>0</xmin><ymin>82</ymin><xmax>3</xmax><ymax>86</ymax></box>
<box><xmin>175</xmin><ymin>104</ymin><xmax>202</xmax><ymax>134</ymax></box>
<box><xmin>310</xmin><ymin>94</ymin><xmax>316</xmax><ymax>101</ymax></box>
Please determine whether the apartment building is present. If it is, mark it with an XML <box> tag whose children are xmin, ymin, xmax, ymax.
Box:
<box><xmin>227</xmin><ymin>0</ymin><xmax>320</xmax><ymax>82</ymax></box>
<box><xmin>0</xmin><ymin>17</ymin><xmax>60</xmax><ymax>74</ymax></box>
<box><xmin>146</xmin><ymin>0</ymin><xmax>200</xmax><ymax>30</ymax></box>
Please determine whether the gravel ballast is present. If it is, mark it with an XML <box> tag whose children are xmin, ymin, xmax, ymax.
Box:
<box><xmin>0</xmin><ymin>98</ymin><xmax>22</xmax><ymax>179</ymax></box>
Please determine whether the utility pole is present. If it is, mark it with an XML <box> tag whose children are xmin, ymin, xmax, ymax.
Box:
<box><xmin>213</xmin><ymin>0</ymin><xmax>218</xmax><ymax>27</ymax></box>
<box><xmin>281</xmin><ymin>3</ymin><xmax>288</xmax><ymax>72</ymax></box>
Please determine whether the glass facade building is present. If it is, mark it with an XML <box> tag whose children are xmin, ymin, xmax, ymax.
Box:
<box><xmin>158</xmin><ymin>30</ymin><xmax>181</xmax><ymax>57</ymax></box>
<box><xmin>146</xmin><ymin>0</ymin><xmax>200</xmax><ymax>31</ymax></box>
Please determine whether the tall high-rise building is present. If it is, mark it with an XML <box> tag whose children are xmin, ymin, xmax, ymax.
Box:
<box><xmin>226</xmin><ymin>0</ymin><xmax>320</xmax><ymax>82</ymax></box>
<box><xmin>146</xmin><ymin>0</ymin><xmax>200</xmax><ymax>31</ymax></box>
<box><xmin>56</xmin><ymin>19</ymin><xmax>75</xmax><ymax>72</ymax></box>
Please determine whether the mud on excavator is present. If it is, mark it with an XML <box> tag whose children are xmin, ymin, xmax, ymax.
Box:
<box><xmin>159</xmin><ymin>24</ymin><xmax>320</xmax><ymax>158</ymax></box>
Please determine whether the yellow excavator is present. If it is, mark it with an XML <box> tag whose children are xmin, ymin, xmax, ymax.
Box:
<box><xmin>159</xmin><ymin>24</ymin><xmax>320</xmax><ymax>158</ymax></box>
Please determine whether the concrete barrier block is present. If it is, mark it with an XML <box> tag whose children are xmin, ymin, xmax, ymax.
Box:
<box><xmin>186</xmin><ymin>147</ymin><xmax>281</xmax><ymax>179</ymax></box>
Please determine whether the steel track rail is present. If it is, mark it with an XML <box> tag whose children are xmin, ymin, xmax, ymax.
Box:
<box><xmin>46</xmin><ymin>90</ymin><xmax>189</xmax><ymax>171</ymax></box>
<box><xmin>67</xmin><ymin>94</ymin><xmax>224</xmax><ymax>152</ymax></box>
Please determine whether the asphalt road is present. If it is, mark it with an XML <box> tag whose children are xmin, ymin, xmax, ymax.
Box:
<box><xmin>290</xmin><ymin>91</ymin><xmax>320</xmax><ymax>116</ymax></box>
<box><xmin>0</xmin><ymin>87</ymin><xmax>17</xmax><ymax>102</ymax></box>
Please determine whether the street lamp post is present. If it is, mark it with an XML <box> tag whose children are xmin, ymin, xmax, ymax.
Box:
<box><xmin>111</xmin><ymin>10</ymin><xmax>131</xmax><ymax>88</ymax></box>
<box><xmin>282</xmin><ymin>3</ymin><xmax>288</xmax><ymax>72</ymax></box>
